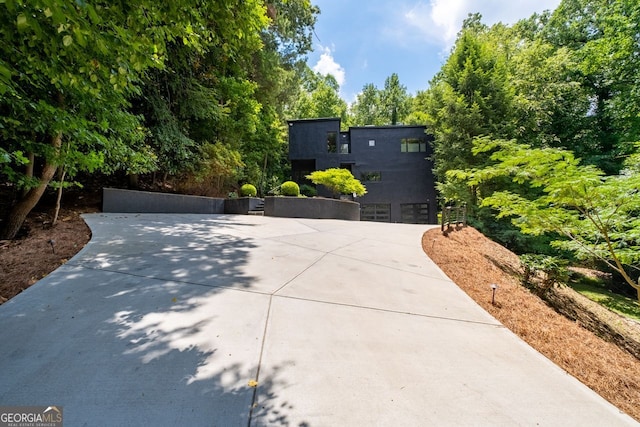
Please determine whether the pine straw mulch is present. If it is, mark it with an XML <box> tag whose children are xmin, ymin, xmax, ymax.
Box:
<box><xmin>0</xmin><ymin>204</ymin><xmax>96</xmax><ymax>304</ymax></box>
<box><xmin>422</xmin><ymin>226</ymin><xmax>640</xmax><ymax>422</ymax></box>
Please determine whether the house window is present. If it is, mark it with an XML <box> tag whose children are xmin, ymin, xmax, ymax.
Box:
<box><xmin>401</xmin><ymin>138</ymin><xmax>426</xmax><ymax>152</ymax></box>
<box><xmin>327</xmin><ymin>132</ymin><xmax>337</xmax><ymax>153</ymax></box>
<box><xmin>340</xmin><ymin>143</ymin><xmax>350</xmax><ymax>154</ymax></box>
<box><xmin>361</xmin><ymin>171</ymin><xmax>382</xmax><ymax>182</ymax></box>
<box><xmin>368</xmin><ymin>139</ymin><xmax>376</xmax><ymax>147</ymax></box>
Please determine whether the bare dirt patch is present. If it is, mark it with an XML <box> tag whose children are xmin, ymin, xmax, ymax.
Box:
<box><xmin>423</xmin><ymin>226</ymin><xmax>640</xmax><ymax>422</ymax></box>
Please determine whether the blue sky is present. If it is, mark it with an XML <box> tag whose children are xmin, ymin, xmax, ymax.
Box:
<box><xmin>307</xmin><ymin>0</ymin><xmax>562</xmax><ymax>102</ymax></box>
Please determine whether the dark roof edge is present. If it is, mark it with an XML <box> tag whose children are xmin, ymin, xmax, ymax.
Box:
<box><xmin>287</xmin><ymin>117</ymin><xmax>341</xmax><ymax>124</ymax></box>
<box><xmin>349</xmin><ymin>124</ymin><xmax>426</xmax><ymax>130</ymax></box>
<box><xmin>287</xmin><ymin>117</ymin><xmax>427</xmax><ymax>130</ymax></box>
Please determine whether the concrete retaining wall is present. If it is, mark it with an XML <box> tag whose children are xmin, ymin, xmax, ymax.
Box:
<box><xmin>224</xmin><ymin>197</ymin><xmax>263</xmax><ymax>214</ymax></box>
<box><xmin>264</xmin><ymin>196</ymin><xmax>360</xmax><ymax>221</ymax></box>
<box><xmin>102</xmin><ymin>188</ymin><xmax>225</xmax><ymax>214</ymax></box>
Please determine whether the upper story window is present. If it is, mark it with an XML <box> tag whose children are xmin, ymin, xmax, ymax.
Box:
<box><xmin>401</xmin><ymin>138</ymin><xmax>427</xmax><ymax>152</ymax></box>
<box><xmin>361</xmin><ymin>171</ymin><xmax>382</xmax><ymax>182</ymax></box>
<box><xmin>368</xmin><ymin>139</ymin><xmax>376</xmax><ymax>147</ymax></box>
<box><xmin>327</xmin><ymin>132</ymin><xmax>338</xmax><ymax>153</ymax></box>
<box><xmin>340</xmin><ymin>142</ymin><xmax>350</xmax><ymax>154</ymax></box>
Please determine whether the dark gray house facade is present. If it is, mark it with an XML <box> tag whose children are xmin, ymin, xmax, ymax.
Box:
<box><xmin>288</xmin><ymin>118</ymin><xmax>437</xmax><ymax>224</ymax></box>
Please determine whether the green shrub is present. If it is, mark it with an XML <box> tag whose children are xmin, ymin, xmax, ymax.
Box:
<box><xmin>240</xmin><ymin>183</ymin><xmax>257</xmax><ymax>197</ymax></box>
<box><xmin>520</xmin><ymin>254</ymin><xmax>569</xmax><ymax>295</ymax></box>
<box><xmin>281</xmin><ymin>181</ymin><xmax>300</xmax><ymax>196</ymax></box>
<box><xmin>299</xmin><ymin>184</ymin><xmax>317</xmax><ymax>197</ymax></box>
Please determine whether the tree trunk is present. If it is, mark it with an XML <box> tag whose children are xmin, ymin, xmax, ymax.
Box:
<box><xmin>52</xmin><ymin>167</ymin><xmax>66</xmax><ymax>226</ymax></box>
<box><xmin>21</xmin><ymin>152</ymin><xmax>35</xmax><ymax>198</ymax></box>
<box><xmin>0</xmin><ymin>132</ymin><xmax>62</xmax><ymax>240</ymax></box>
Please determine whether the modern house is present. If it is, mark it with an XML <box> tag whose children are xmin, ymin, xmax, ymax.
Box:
<box><xmin>288</xmin><ymin>117</ymin><xmax>437</xmax><ymax>224</ymax></box>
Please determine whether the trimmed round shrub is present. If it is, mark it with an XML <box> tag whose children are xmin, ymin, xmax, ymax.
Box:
<box><xmin>299</xmin><ymin>184</ymin><xmax>317</xmax><ymax>197</ymax></box>
<box><xmin>281</xmin><ymin>181</ymin><xmax>300</xmax><ymax>197</ymax></box>
<box><xmin>240</xmin><ymin>183</ymin><xmax>257</xmax><ymax>197</ymax></box>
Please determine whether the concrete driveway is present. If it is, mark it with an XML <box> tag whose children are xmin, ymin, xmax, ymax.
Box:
<box><xmin>0</xmin><ymin>213</ymin><xmax>635</xmax><ymax>426</ymax></box>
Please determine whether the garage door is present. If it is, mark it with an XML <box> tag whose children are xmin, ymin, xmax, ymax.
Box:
<box><xmin>360</xmin><ymin>204</ymin><xmax>391</xmax><ymax>222</ymax></box>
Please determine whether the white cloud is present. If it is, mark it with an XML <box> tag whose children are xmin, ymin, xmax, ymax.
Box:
<box><xmin>312</xmin><ymin>46</ymin><xmax>346</xmax><ymax>87</ymax></box>
<box><xmin>399</xmin><ymin>0</ymin><xmax>562</xmax><ymax>49</ymax></box>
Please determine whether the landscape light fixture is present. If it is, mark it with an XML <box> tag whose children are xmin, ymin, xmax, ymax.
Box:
<box><xmin>490</xmin><ymin>283</ymin><xmax>498</xmax><ymax>305</ymax></box>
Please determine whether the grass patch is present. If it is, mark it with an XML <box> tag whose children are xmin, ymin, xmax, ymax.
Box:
<box><xmin>568</xmin><ymin>274</ymin><xmax>640</xmax><ymax>322</ymax></box>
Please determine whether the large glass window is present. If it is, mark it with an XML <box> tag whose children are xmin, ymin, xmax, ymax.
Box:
<box><xmin>401</xmin><ymin>138</ymin><xmax>426</xmax><ymax>152</ymax></box>
<box><xmin>327</xmin><ymin>132</ymin><xmax>337</xmax><ymax>153</ymax></box>
<box><xmin>339</xmin><ymin>134</ymin><xmax>350</xmax><ymax>154</ymax></box>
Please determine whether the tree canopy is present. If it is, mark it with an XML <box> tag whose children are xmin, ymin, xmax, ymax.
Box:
<box><xmin>408</xmin><ymin>1</ymin><xmax>640</xmax><ymax>297</ymax></box>
<box><xmin>306</xmin><ymin>168</ymin><xmax>366</xmax><ymax>197</ymax></box>
<box><xmin>0</xmin><ymin>0</ymin><xmax>319</xmax><ymax>239</ymax></box>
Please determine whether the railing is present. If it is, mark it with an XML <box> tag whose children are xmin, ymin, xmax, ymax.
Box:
<box><xmin>441</xmin><ymin>204</ymin><xmax>467</xmax><ymax>232</ymax></box>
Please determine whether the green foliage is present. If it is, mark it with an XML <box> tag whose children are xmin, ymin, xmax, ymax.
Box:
<box><xmin>306</xmin><ymin>168</ymin><xmax>367</xmax><ymax>197</ymax></box>
<box><xmin>299</xmin><ymin>184</ymin><xmax>317</xmax><ymax>197</ymax></box>
<box><xmin>281</xmin><ymin>180</ymin><xmax>300</xmax><ymax>197</ymax></box>
<box><xmin>240</xmin><ymin>184</ymin><xmax>257</xmax><ymax>197</ymax></box>
<box><xmin>349</xmin><ymin>83</ymin><xmax>384</xmax><ymax>126</ymax></box>
<box><xmin>287</xmin><ymin>71</ymin><xmax>347</xmax><ymax>124</ymax></box>
<box><xmin>380</xmin><ymin>73</ymin><xmax>411</xmax><ymax>125</ymax></box>
<box><xmin>0</xmin><ymin>0</ymin><xmax>320</xmax><ymax>238</ymax></box>
<box><xmin>348</xmin><ymin>74</ymin><xmax>412</xmax><ymax>126</ymax></box>
<box><xmin>410</xmin><ymin>4</ymin><xmax>640</xmax><ymax>260</ymax></box>
<box><xmin>193</xmin><ymin>143</ymin><xmax>245</xmax><ymax>195</ymax></box>
<box><xmin>520</xmin><ymin>254</ymin><xmax>569</xmax><ymax>295</ymax></box>
<box><xmin>415</xmin><ymin>21</ymin><xmax>514</xmax><ymax>204</ymax></box>
<box><xmin>454</xmin><ymin>138</ymin><xmax>640</xmax><ymax>300</ymax></box>
<box><xmin>542</xmin><ymin>0</ymin><xmax>640</xmax><ymax>172</ymax></box>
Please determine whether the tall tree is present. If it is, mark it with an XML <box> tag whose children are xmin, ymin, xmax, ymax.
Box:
<box><xmin>0</xmin><ymin>0</ymin><xmax>320</xmax><ymax>235</ymax></box>
<box><xmin>542</xmin><ymin>0</ymin><xmax>640</xmax><ymax>172</ymax></box>
<box><xmin>130</xmin><ymin>0</ymin><xmax>269</xmax><ymax>182</ymax></box>
<box><xmin>288</xmin><ymin>71</ymin><xmax>348</xmax><ymax>123</ymax></box>
<box><xmin>417</xmin><ymin>2</ymin><xmax>640</xmax><ymax>254</ymax></box>
<box><xmin>418</xmin><ymin>16</ymin><xmax>514</xmax><ymax>203</ymax></box>
<box><xmin>241</xmin><ymin>0</ymin><xmax>319</xmax><ymax>192</ymax></box>
<box><xmin>349</xmin><ymin>83</ymin><xmax>384</xmax><ymax>126</ymax></box>
<box><xmin>0</xmin><ymin>0</ymin><xmax>212</xmax><ymax>239</ymax></box>
<box><xmin>380</xmin><ymin>73</ymin><xmax>411</xmax><ymax>125</ymax></box>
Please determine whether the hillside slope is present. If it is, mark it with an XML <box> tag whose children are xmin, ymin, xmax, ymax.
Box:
<box><xmin>423</xmin><ymin>226</ymin><xmax>640</xmax><ymax>421</ymax></box>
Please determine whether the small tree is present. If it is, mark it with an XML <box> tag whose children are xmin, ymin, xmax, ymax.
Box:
<box><xmin>306</xmin><ymin>168</ymin><xmax>367</xmax><ymax>198</ymax></box>
<box><xmin>450</xmin><ymin>138</ymin><xmax>640</xmax><ymax>301</ymax></box>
